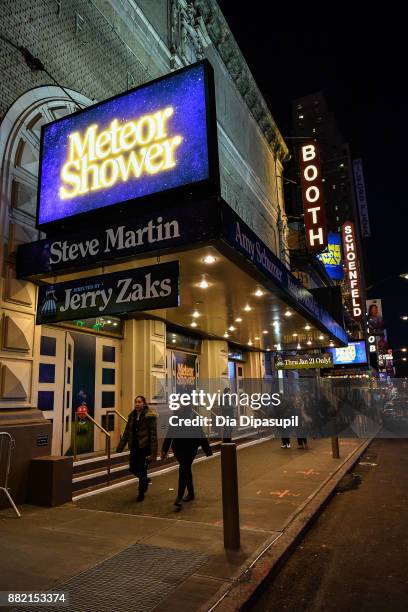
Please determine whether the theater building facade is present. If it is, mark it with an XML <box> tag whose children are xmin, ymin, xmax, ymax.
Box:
<box><xmin>0</xmin><ymin>0</ymin><xmax>347</xmax><ymax>502</ymax></box>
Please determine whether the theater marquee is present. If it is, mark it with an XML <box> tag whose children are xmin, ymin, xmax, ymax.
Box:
<box><xmin>37</xmin><ymin>61</ymin><xmax>218</xmax><ymax>229</ymax></box>
<box><xmin>36</xmin><ymin>261</ymin><xmax>179</xmax><ymax>325</ymax></box>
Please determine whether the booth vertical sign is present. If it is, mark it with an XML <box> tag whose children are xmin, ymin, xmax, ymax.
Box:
<box><xmin>299</xmin><ymin>141</ymin><xmax>327</xmax><ymax>251</ymax></box>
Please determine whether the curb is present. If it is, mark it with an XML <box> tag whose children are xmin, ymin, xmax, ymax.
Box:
<box><xmin>204</xmin><ymin>438</ymin><xmax>372</xmax><ymax>612</ymax></box>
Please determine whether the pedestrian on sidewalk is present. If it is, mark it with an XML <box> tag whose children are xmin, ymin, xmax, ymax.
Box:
<box><xmin>277</xmin><ymin>392</ymin><xmax>293</xmax><ymax>448</ymax></box>
<box><xmin>161</xmin><ymin>405</ymin><xmax>213</xmax><ymax>509</ymax></box>
<box><xmin>116</xmin><ymin>395</ymin><xmax>157</xmax><ymax>502</ymax></box>
<box><xmin>294</xmin><ymin>393</ymin><xmax>311</xmax><ymax>450</ymax></box>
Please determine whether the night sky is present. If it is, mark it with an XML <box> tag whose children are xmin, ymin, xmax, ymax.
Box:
<box><xmin>217</xmin><ymin>4</ymin><xmax>408</xmax><ymax>375</ymax></box>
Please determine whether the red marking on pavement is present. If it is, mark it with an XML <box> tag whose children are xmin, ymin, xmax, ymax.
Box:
<box><xmin>296</xmin><ymin>469</ymin><xmax>320</xmax><ymax>476</ymax></box>
<box><xmin>270</xmin><ymin>489</ymin><xmax>300</xmax><ymax>498</ymax></box>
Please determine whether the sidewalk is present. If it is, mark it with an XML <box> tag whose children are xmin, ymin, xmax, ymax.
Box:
<box><xmin>0</xmin><ymin>437</ymin><xmax>368</xmax><ymax>611</ymax></box>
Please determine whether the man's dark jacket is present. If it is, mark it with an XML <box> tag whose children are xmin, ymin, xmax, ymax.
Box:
<box><xmin>162</xmin><ymin>423</ymin><xmax>212</xmax><ymax>459</ymax></box>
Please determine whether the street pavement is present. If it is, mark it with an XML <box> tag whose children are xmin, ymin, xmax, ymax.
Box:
<box><xmin>250</xmin><ymin>438</ymin><xmax>408</xmax><ymax>612</ymax></box>
<box><xmin>0</xmin><ymin>436</ymin><xmax>366</xmax><ymax>611</ymax></box>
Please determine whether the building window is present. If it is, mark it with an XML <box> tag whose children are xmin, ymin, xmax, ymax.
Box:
<box><xmin>102</xmin><ymin>345</ymin><xmax>116</xmax><ymax>362</ymax></box>
<box><xmin>102</xmin><ymin>391</ymin><xmax>115</xmax><ymax>409</ymax></box>
<box><xmin>39</xmin><ymin>363</ymin><xmax>55</xmax><ymax>384</ymax></box>
<box><xmin>67</xmin><ymin>367</ymin><xmax>71</xmax><ymax>384</ymax></box>
<box><xmin>40</xmin><ymin>336</ymin><xmax>56</xmax><ymax>357</ymax></box>
<box><xmin>102</xmin><ymin>414</ymin><xmax>115</xmax><ymax>432</ymax></box>
<box><xmin>65</xmin><ymin>416</ymin><xmax>70</xmax><ymax>433</ymax></box>
<box><xmin>38</xmin><ymin>391</ymin><xmax>54</xmax><ymax>411</ymax></box>
<box><xmin>66</xmin><ymin>390</ymin><xmax>70</xmax><ymax>409</ymax></box>
<box><xmin>102</xmin><ymin>368</ymin><xmax>115</xmax><ymax>385</ymax></box>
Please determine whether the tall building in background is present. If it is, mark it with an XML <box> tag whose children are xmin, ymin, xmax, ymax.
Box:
<box><xmin>285</xmin><ymin>91</ymin><xmax>369</xmax><ymax>344</ymax></box>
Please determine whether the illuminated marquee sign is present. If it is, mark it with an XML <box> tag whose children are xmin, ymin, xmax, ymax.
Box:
<box><xmin>36</xmin><ymin>261</ymin><xmax>179</xmax><ymax>325</ymax></box>
<box><xmin>37</xmin><ymin>61</ymin><xmax>218</xmax><ymax>229</ymax></box>
<box><xmin>342</xmin><ymin>221</ymin><xmax>363</xmax><ymax>320</ymax></box>
<box><xmin>299</xmin><ymin>141</ymin><xmax>327</xmax><ymax>251</ymax></box>
<box><xmin>317</xmin><ymin>232</ymin><xmax>344</xmax><ymax>280</ymax></box>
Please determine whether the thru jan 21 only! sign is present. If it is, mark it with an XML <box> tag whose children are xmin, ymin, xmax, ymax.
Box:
<box><xmin>36</xmin><ymin>261</ymin><xmax>179</xmax><ymax>325</ymax></box>
<box><xmin>36</xmin><ymin>61</ymin><xmax>218</xmax><ymax>229</ymax></box>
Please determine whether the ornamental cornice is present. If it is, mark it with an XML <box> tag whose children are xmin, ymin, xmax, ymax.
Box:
<box><xmin>191</xmin><ymin>0</ymin><xmax>290</xmax><ymax>163</ymax></box>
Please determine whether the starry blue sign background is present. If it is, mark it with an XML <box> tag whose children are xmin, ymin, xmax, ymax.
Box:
<box><xmin>38</xmin><ymin>63</ymin><xmax>210</xmax><ymax>226</ymax></box>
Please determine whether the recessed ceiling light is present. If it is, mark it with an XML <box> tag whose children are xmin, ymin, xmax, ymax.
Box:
<box><xmin>229</xmin><ymin>325</ymin><xmax>236</xmax><ymax>331</ymax></box>
<box><xmin>248</xmin><ymin>340</ymin><xmax>253</xmax><ymax>346</ymax></box>
<box><xmin>224</xmin><ymin>332</ymin><xmax>229</xmax><ymax>338</ymax></box>
<box><xmin>107</xmin><ymin>320</ymin><xmax>112</xmax><ymax>324</ymax></box>
<box><xmin>192</xmin><ymin>310</ymin><xmax>200</xmax><ymax>318</ymax></box>
<box><xmin>191</xmin><ymin>321</ymin><xmax>197</xmax><ymax>328</ymax></box>
<box><xmin>266</xmin><ymin>348</ymin><xmax>271</xmax><ymax>351</ymax></box>
<box><xmin>199</xmin><ymin>278</ymin><xmax>209</xmax><ymax>289</ymax></box>
<box><xmin>255</xmin><ymin>336</ymin><xmax>259</xmax><ymax>340</ymax></box>
<box><xmin>319</xmin><ymin>335</ymin><xmax>324</xmax><ymax>340</ymax></box>
<box><xmin>255</xmin><ymin>288</ymin><xmax>264</xmax><ymax>297</ymax></box>
<box><xmin>293</xmin><ymin>333</ymin><xmax>298</xmax><ymax>337</ymax></box>
<box><xmin>203</xmin><ymin>255</ymin><xmax>216</xmax><ymax>264</ymax></box>
<box><xmin>285</xmin><ymin>310</ymin><xmax>292</xmax><ymax>317</ymax></box>
<box><xmin>172</xmin><ymin>338</ymin><xmax>176</xmax><ymax>343</ymax></box>
<box><xmin>305</xmin><ymin>325</ymin><xmax>311</xmax><ymax>330</ymax></box>
<box><xmin>307</xmin><ymin>340</ymin><xmax>312</xmax><ymax>345</ymax></box>
<box><xmin>262</xmin><ymin>330</ymin><xmax>268</xmax><ymax>334</ymax></box>
<box><xmin>329</xmin><ymin>341</ymin><xmax>334</xmax><ymax>347</ymax></box>
<box><xmin>297</xmin><ymin>343</ymin><xmax>301</xmax><ymax>350</ymax></box>
<box><xmin>235</xmin><ymin>317</ymin><xmax>243</xmax><ymax>323</ymax></box>
<box><xmin>244</xmin><ymin>304</ymin><xmax>252</xmax><ymax>312</ymax></box>
<box><xmin>113</xmin><ymin>322</ymin><xmax>118</xmax><ymax>326</ymax></box>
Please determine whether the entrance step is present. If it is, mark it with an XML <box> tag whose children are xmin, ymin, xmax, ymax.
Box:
<box><xmin>71</xmin><ymin>431</ymin><xmax>266</xmax><ymax>498</ymax></box>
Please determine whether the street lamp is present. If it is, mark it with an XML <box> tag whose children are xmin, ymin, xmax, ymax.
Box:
<box><xmin>401</xmin><ymin>316</ymin><xmax>408</xmax><ymax>321</ymax></box>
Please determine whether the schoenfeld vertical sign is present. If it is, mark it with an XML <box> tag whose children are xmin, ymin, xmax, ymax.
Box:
<box><xmin>37</xmin><ymin>61</ymin><xmax>219</xmax><ymax>230</ymax></box>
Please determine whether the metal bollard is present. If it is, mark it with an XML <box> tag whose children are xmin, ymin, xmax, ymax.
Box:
<box><xmin>331</xmin><ymin>436</ymin><xmax>340</xmax><ymax>459</ymax></box>
<box><xmin>221</xmin><ymin>443</ymin><xmax>240</xmax><ymax>550</ymax></box>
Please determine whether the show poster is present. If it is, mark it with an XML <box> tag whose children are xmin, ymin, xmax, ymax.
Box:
<box><xmin>174</xmin><ymin>351</ymin><xmax>197</xmax><ymax>394</ymax></box>
<box><xmin>366</xmin><ymin>298</ymin><xmax>385</xmax><ymax>335</ymax></box>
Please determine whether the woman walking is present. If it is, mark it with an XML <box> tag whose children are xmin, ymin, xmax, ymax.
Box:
<box><xmin>116</xmin><ymin>395</ymin><xmax>157</xmax><ymax>502</ymax></box>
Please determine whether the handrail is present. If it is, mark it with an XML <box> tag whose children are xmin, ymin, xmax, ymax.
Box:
<box><xmin>106</xmin><ymin>408</ymin><xmax>128</xmax><ymax>424</ymax></box>
<box><xmin>0</xmin><ymin>432</ymin><xmax>21</xmax><ymax>517</ymax></box>
<box><xmin>73</xmin><ymin>413</ymin><xmax>111</xmax><ymax>486</ymax></box>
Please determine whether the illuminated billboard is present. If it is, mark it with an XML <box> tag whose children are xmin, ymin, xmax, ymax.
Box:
<box><xmin>37</xmin><ymin>61</ymin><xmax>218</xmax><ymax>229</ymax></box>
<box><xmin>328</xmin><ymin>341</ymin><xmax>368</xmax><ymax>366</ymax></box>
<box><xmin>317</xmin><ymin>232</ymin><xmax>344</xmax><ymax>280</ymax></box>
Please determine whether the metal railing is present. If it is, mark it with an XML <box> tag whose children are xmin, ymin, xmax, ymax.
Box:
<box><xmin>0</xmin><ymin>432</ymin><xmax>21</xmax><ymax>518</ymax></box>
<box><xmin>106</xmin><ymin>408</ymin><xmax>128</xmax><ymax>424</ymax></box>
<box><xmin>73</xmin><ymin>414</ymin><xmax>112</xmax><ymax>485</ymax></box>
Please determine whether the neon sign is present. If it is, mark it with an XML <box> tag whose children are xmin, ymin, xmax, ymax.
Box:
<box><xmin>59</xmin><ymin>107</ymin><xmax>182</xmax><ymax>199</ymax></box>
<box><xmin>37</xmin><ymin>61</ymin><xmax>218</xmax><ymax>228</ymax></box>
<box><xmin>299</xmin><ymin>141</ymin><xmax>327</xmax><ymax>251</ymax></box>
<box><xmin>342</xmin><ymin>221</ymin><xmax>363</xmax><ymax>320</ymax></box>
